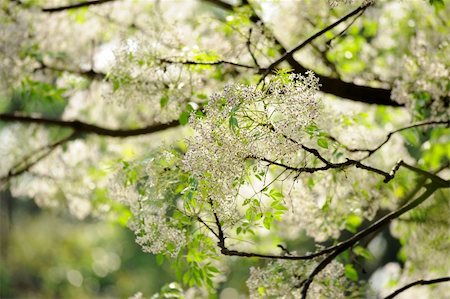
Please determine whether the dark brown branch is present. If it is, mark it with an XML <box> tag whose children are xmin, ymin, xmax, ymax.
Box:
<box><xmin>41</xmin><ymin>0</ymin><xmax>117</xmax><ymax>13</ymax></box>
<box><xmin>196</xmin><ymin>164</ymin><xmax>447</xmax><ymax>264</ymax></box>
<box><xmin>325</xmin><ymin>9</ymin><xmax>365</xmax><ymax>46</ymax></box>
<box><xmin>35</xmin><ymin>62</ymin><xmax>106</xmax><ymax>81</ymax></box>
<box><xmin>332</xmin><ymin>120</ymin><xmax>450</xmax><ymax>157</ymax></box>
<box><xmin>202</xmin><ymin>0</ymin><xmax>234</xmax><ymax>11</ymax></box>
<box><xmin>159</xmin><ymin>58</ymin><xmax>258</xmax><ymax>70</ymax></box>
<box><xmin>258</xmin><ymin>156</ymin><xmax>400</xmax><ymax>183</ymax></box>
<box><xmin>260</xmin><ymin>2</ymin><xmax>372</xmax><ymax>79</ymax></box>
<box><xmin>0</xmin><ymin>132</ymin><xmax>77</xmax><ymax>184</ymax></box>
<box><xmin>208</xmin><ymin>199</ymin><xmax>226</xmax><ymax>249</ymax></box>
<box><xmin>254</xmin><ymin>126</ymin><xmax>402</xmax><ymax>183</ymax></box>
<box><xmin>246</xmin><ymin>28</ymin><xmax>261</xmax><ymax>68</ymax></box>
<box><xmin>300</xmin><ymin>182</ymin><xmax>446</xmax><ymax>298</ymax></box>
<box><xmin>203</xmin><ymin>0</ymin><xmax>400</xmax><ymax>106</ymax></box>
<box><xmin>0</xmin><ymin>114</ymin><xmax>179</xmax><ymax>138</ymax></box>
<box><xmin>317</xmin><ymin>73</ymin><xmax>398</xmax><ymax>106</ymax></box>
<box><xmin>383</xmin><ymin>277</ymin><xmax>450</xmax><ymax>299</ymax></box>
<box><xmin>399</xmin><ymin>161</ymin><xmax>448</xmax><ymax>187</ymax></box>
<box><xmin>197</xmin><ymin>216</ymin><xmax>220</xmax><ymax>239</ymax></box>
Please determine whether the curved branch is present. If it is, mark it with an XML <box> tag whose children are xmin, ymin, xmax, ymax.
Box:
<box><xmin>41</xmin><ymin>0</ymin><xmax>117</xmax><ymax>13</ymax></box>
<box><xmin>257</xmin><ymin>156</ymin><xmax>400</xmax><ymax>183</ymax></box>
<box><xmin>383</xmin><ymin>277</ymin><xmax>450</xmax><ymax>299</ymax></box>
<box><xmin>252</xmin><ymin>125</ymin><xmax>404</xmax><ymax>183</ymax></box>
<box><xmin>0</xmin><ymin>132</ymin><xmax>77</xmax><ymax>184</ymax></box>
<box><xmin>197</xmin><ymin>170</ymin><xmax>447</xmax><ymax>266</ymax></box>
<box><xmin>0</xmin><ymin>114</ymin><xmax>179</xmax><ymax>138</ymax></box>
<box><xmin>260</xmin><ymin>2</ymin><xmax>372</xmax><ymax>79</ymax></box>
<box><xmin>300</xmin><ymin>182</ymin><xmax>447</xmax><ymax>298</ymax></box>
<box><xmin>202</xmin><ymin>0</ymin><xmax>234</xmax><ymax>11</ymax></box>
<box><xmin>203</xmin><ymin>0</ymin><xmax>401</xmax><ymax>106</ymax></box>
<box><xmin>159</xmin><ymin>58</ymin><xmax>258</xmax><ymax>70</ymax></box>
<box><xmin>331</xmin><ymin>120</ymin><xmax>450</xmax><ymax>157</ymax></box>
<box><xmin>34</xmin><ymin>62</ymin><xmax>106</xmax><ymax>81</ymax></box>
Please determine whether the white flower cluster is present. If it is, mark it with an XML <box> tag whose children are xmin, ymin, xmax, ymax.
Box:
<box><xmin>183</xmin><ymin>73</ymin><xmax>321</xmax><ymax>221</ymax></box>
<box><xmin>108</xmin><ymin>37</ymin><xmax>208</xmax><ymax>124</ymax></box>
<box><xmin>110</xmin><ymin>151</ymin><xmax>188</xmax><ymax>258</ymax></box>
<box><xmin>247</xmin><ymin>259</ymin><xmax>353</xmax><ymax>299</ymax></box>
<box><xmin>392</xmin><ymin>37</ymin><xmax>449</xmax><ymax>120</ymax></box>
<box><xmin>281</xmin><ymin>168</ymin><xmax>381</xmax><ymax>242</ymax></box>
<box><xmin>9</xmin><ymin>137</ymin><xmax>105</xmax><ymax>219</ymax></box>
<box><xmin>129</xmin><ymin>203</ymin><xmax>187</xmax><ymax>258</ymax></box>
<box><xmin>0</xmin><ymin>5</ymin><xmax>33</xmax><ymax>94</ymax></box>
<box><xmin>390</xmin><ymin>193</ymin><xmax>450</xmax><ymax>277</ymax></box>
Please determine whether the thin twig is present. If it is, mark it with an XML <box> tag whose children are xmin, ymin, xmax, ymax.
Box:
<box><xmin>331</xmin><ymin>120</ymin><xmax>450</xmax><ymax>158</ymax></box>
<box><xmin>259</xmin><ymin>2</ymin><xmax>373</xmax><ymax>82</ymax></box>
<box><xmin>383</xmin><ymin>277</ymin><xmax>450</xmax><ymax>299</ymax></box>
<box><xmin>246</xmin><ymin>28</ymin><xmax>261</xmax><ymax>68</ymax></box>
<box><xmin>300</xmin><ymin>182</ymin><xmax>446</xmax><ymax>298</ymax></box>
<box><xmin>202</xmin><ymin>0</ymin><xmax>400</xmax><ymax>106</ymax></box>
<box><xmin>159</xmin><ymin>58</ymin><xmax>259</xmax><ymax>70</ymax></box>
<box><xmin>0</xmin><ymin>132</ymin><xmax>77</xmax><ymax>184</ymax></box>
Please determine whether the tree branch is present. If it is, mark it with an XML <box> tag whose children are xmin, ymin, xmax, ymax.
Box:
<box><xmin>253</xmin><ymin>126</ymin><xmax>403</xmax><ymax>183</ymax></box>
<box><xmin>0</xmin><ymin>114</ymin><xmax>179</xmax><ymax>138</ymax></box>
<box><xmin>203</xmin><ymin>0</ymin><xmax>401</xmax><ymax>106</ymax></box>
<box><xmin>41</xmin><ymin>0</ymin><xmax>117</xmax><ymax>13</ymax></box>
<box><xmin>34</xmin><ymin>62</ymin><xmax>106</xmax><ymax>81</ymax></box>
<box><xmin>196</xmin><ymin>216</ymin><xmax>220</xmax><ymax>239</ymax></box>
<box><xmin>383</xmin><ymin>277</ymin><xmax>450</xmax><ymax>299</ymax></box>
<box><xmin>196</xmin><ymin>168</ymin><xmax>447</xmax><ymax>267</ymax></box>
<box><xmin>330</xmin><ymin>120</ymin><xmax>450</xmax><ymax>158</ymax></box>
<box><xmin>202</xmin><ymin>0</ymin><xmax>234</xmax><ymax>11</ymax></box>
<box><xmin>0</xmin><ymin>132</ymin><xmax>77</xmax><ymax>184</ymax></box>
<box><xmin>159</xmin><ymin>58</ymin><xmax>258</xmax><ymax>70</ymax></box>
<box><xmin>300</xmin><ymin>182</ymin><xmax>447</xmax><ymax>298</ymax></box>
<box><xmin>256</xmin><ymin>156</ymin><xmax>399</xmax><ymax>183</ymax></box>
<box><xmin>260</xmin><ymin>2</ymin><xmax>372</xmax><ymax>79</ymax></box>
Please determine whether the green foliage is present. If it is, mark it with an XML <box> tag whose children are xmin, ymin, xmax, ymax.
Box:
<box><xmin>2</xmin><ymin>0</ymin><xmax>450</xmax><ymax>298</ymax></box>
<box><xmin>5</xmin><ymin>78</ymin><xmax>67</xmax><ymax>118</ymax></box>
<box><xmin>344</xmin><ymin>264</ymin><xmax>359</xmax><ymax>282</ymax></box>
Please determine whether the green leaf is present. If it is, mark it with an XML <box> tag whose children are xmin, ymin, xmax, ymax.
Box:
<box><xmin>353</xmin><ymin>246</ymin><xmax>374</xmax><ymax>261</ymax></box>
<box><xmin>156</xmin><ymin>254</ymin><xmax>165</xmax><ymax>265</ymax></box>
<box><xmin>429</xmin><ymin>0</ymin><xmax>445</xmax><ymax>9</ymax></box>
<box><xmin>179</xmin><ymin>110</ymin><xmax>191</xmax><ymax>125</ymax></box>
<box><xmin>345</xmin><ymin>214</ymin><xmax>363</xmax><ymax>233</ymax></box>
<box><xmin>272</xmin><ymin>203</ymin><xmax>288</xmax><ymax>211</ymax></box>
<box><xmin>344</xmin><ymin>264</ymin><xmax>358</xmax><ymax>282</ymax></box>
<box><xmin>245</xmin><ymin>207</ymin><xmax>255</xmax><ymax>221</ymax></box>
<box><xmin>196</xmin><ymin>93</ymin><xmax>208</xmax><ymax>100</ymax></box>
<box><xmin>229</xmin><ymin>115</ymin><xmax>239</xmax><ymax>130</ymax></box>
<box><xmin>317</xmin><ymin>138</ymin><xmax>329</xmax><ymax>149</ymax></box>
<box><xmin>160</xmin><ymin>95</ymin><xmax>169</xmax><ymax>107</ymax></box>
<box><xmin>263</xmin><ymin>214</ymin><xmax>273</xmax><ymax>229</ymax></box>
<box><xmin>269</xmin><ymin>189</ymin><xmax>284</xmax><ymax>200</ymax></box>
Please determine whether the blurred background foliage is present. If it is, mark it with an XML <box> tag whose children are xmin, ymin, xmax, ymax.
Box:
<box><xmin>0</xmin><ymin>192</ymin><xmax>177</xmax><ymax>298</ymax></box>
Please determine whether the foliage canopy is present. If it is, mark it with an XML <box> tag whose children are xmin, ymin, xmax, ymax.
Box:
<box><xmin>0</xmin><ymin>0</ymin><xmax>449</xmax><ymax>298</ymax></box>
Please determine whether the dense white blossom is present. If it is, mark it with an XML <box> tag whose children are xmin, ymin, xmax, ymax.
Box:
<box><xmin>110</xmin><ymin>151</ymin><xmax>189</xmax><ymax>257</ymax></box>
<box><xmin>282</xmin><ymin>168</ymin><xmax>381</xmax><ymax>242</ymax></box>
<box><xmin>183</xmin><ymin>72</ymin><xmax>321</xmax><ymax>221</ymax></box>
<box><xmin>247</xmin><ymin>259</ymin><xmax>357</xmax><ymax>298</ymax></box>
<box><xmin>392</xmin><ymin>37</ymin><xmax>449</xmax><ymax>120</ymax></box>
